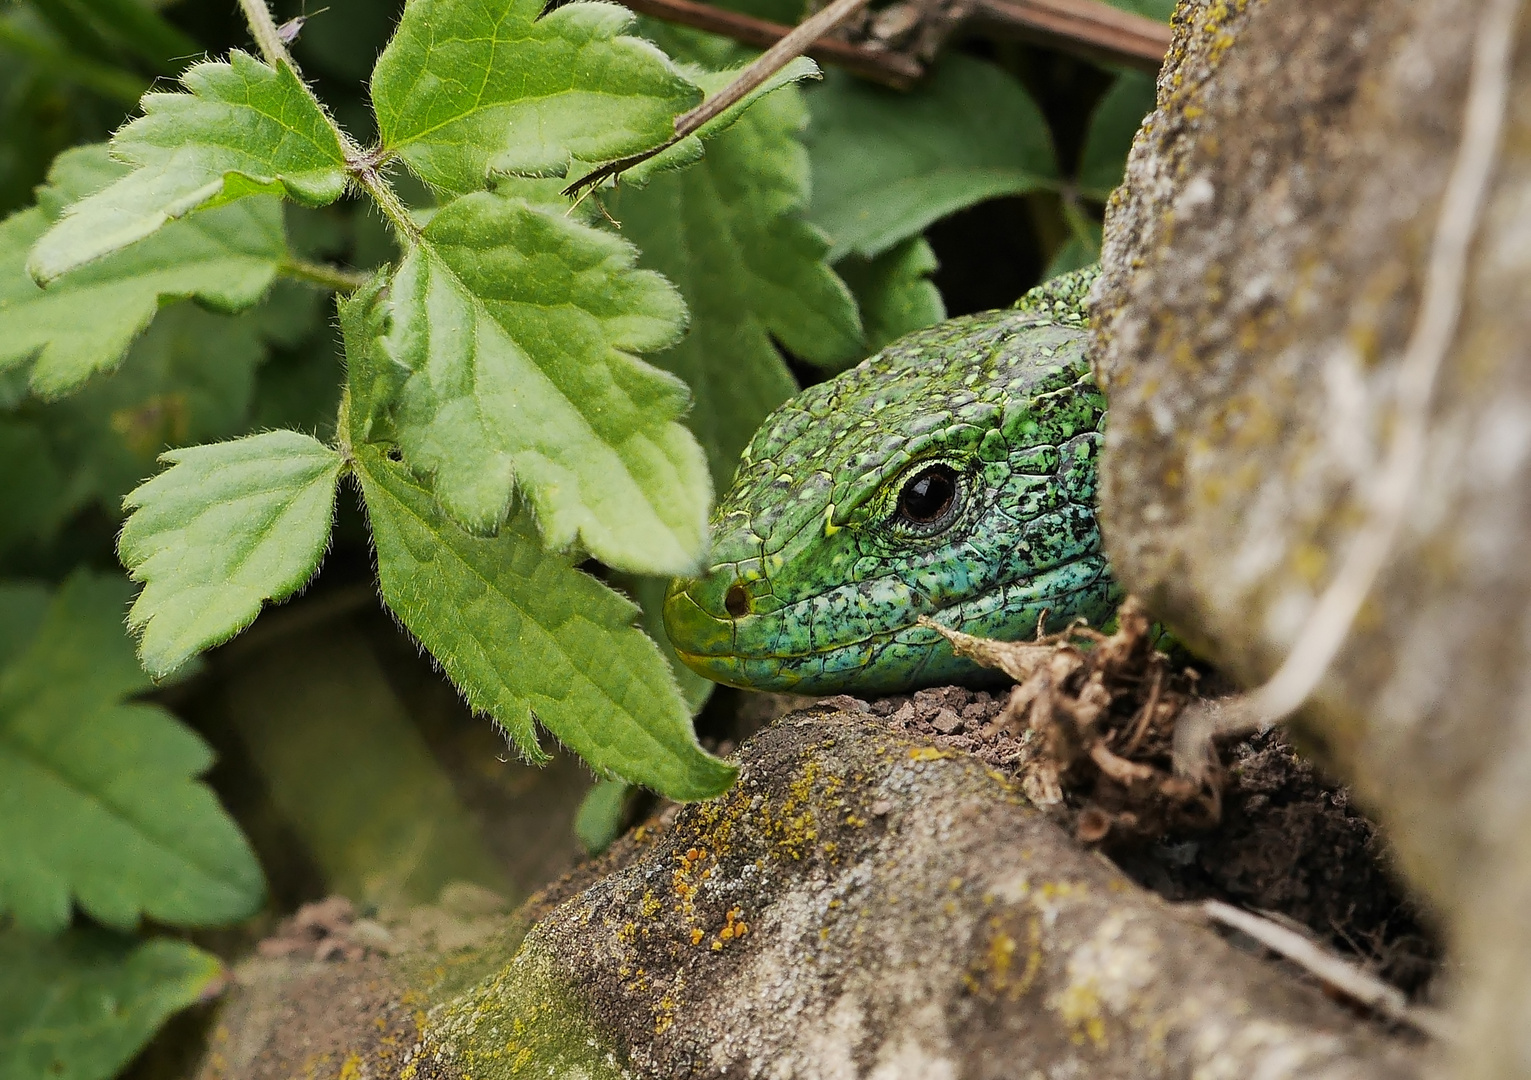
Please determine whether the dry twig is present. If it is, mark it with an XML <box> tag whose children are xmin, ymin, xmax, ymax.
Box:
<box><xmin>575</xmin><ymin>0</ymin><xmax>1172</xmax><ymax>193</ymax></box>
<box><xmin>1201</xmin><ymin>900</ymin><xmax>1454</xmax><ymax>1040</ymax></box>
<box><xmin>618</xmin><ymin>0</ymin><xmax>922</xmax><ymax>86</ymax></box>
<box><xmin>922</xmin><ymin>597</ymin><xmax>1222</xmax><ymax>844</ymax></box>
<box><xmin>566</xmin><ymin>0</ymin><xmax>877</xmax><ymax>194</ymax></box>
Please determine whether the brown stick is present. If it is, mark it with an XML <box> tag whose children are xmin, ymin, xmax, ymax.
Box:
<box><xmin>969</xmin><ymin>0</ymin><xmax>1171</xmax><ymax>71</ymax></box>
<box><xmin>566</xmin><ymin>0</ymin><xmax>878</xmax><ymax>194</ymax></box>
<box><xmin>620</xmin><ymin>0</ymin><xmax>1171</xmax><ymax>78</ymax></box>
<box><xmin>619</xmin><ymin>0</ymin><xmax>922</xmax><ymax>87</ymax></box>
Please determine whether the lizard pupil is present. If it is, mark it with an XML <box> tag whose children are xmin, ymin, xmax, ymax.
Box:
<box><xmin>897</xmin><ymin>465</ymin><xmax>957</xmax><ymax>525</ymax></box>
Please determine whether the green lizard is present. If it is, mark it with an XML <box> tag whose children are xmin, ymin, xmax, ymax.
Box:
<box><xmin>662</xmin><ymin>267</ymin><xmax>1120</xmax><ymax>695</ymax></box>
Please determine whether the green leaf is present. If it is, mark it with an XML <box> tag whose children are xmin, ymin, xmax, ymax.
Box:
<box><xmin>354</xmin><ymin>445</ymin><xmax>736</xmax><ymax>801</ymax></box>
<box><xmin>1044</xmin><ymin>225</ymin><xmax>1102</xmax><ymax>281</ymax></box>
<box><xmin>1077</xmin><ymin>70</ymin><xmax>1156</xmax><ymax>200</ymax></box>
<box><xmin>805</xmin><ymin>55</ymin><xmax>1058</xmax><ymax>260</ymax></box>
<box><xmin>0</xmin><ymin>418</ymin><xmax>74</xmax><ymax>555</ymax></box>
<box><xmin>67</xmin><ymin>0</ymin><xmax>201</xmax><ymax>73</ymax></box>
<box><xmin>619</xmin><ymin>574</ymin><xmax>715</xmax><ymax>714</ymax></box>
<box><xmin>1100</xmin><ymin>0</ymin><xmax>1174</xmax><ymax>19</ymax></box>
<box><xmin>575</xmin><ymin>779</ymin><xmax>631</xmax><ymax>856</ymax></box>
<box><xmin>118</xmin><ymin>430</ymin><xmax>344</xmax><ymax>678</ymax></box>
<box><xmin>0</xmin><ymin>302</ymin><xmax>276</xmax><ymax>564</ymax></box>
<box><xmin>1</xmin><ymin>145</ymin><xmax>287</xmax><ymax>397</ymax></box>
<box><xmin>371</xmin><ymin>0</ymin><xmax>702</xmax><ymax>194</ymax></box>
<box><xmin>50</xmin><ymin>303</ymin><xmax>269</xmax><ymax>520</ymax></box>
<box><xmin>221</xmin><ymin>625</ymin><xmax>510</xmax><ymax>909</ymax></box>
<box><xmin>609</xmin><ymin>80</ymin><xmax>860</xmax><ymax>483</ymax></box>
<box><xmin>0</xmin><ymin>573</ymin><xmax>264</xmax><ymax>932</ymax></box>
<box><xmin>337</xmin><ymin>271</ymin><xmax>401</xmax><ymax>448</ymax></box>
<box><xmin>29</xmin><ymin>52</ymin><xmax>346</xmax><ymax>282</ymax></box>
<box><xmin>835</xmin><ymin>236</ymin><xmax>945</xmax><ymax>355</ymax></box>
<box><xmin>0</xmin><ymin>582</ymin><xmax>50</xmax><ymax>669</ymax></box>
<box><xmin>379</xmin><ymin>191</ymin><xmax>710</xmax><ymax>575</ymax></box>
<box><xmin>0</xmin><ymin>930</ymin><xmax>223</xmax><ymax>1080</ymax></box>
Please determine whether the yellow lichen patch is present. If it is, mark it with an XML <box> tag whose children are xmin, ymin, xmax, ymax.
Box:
<box><xmin>908</xmin><ymin>746</ymin><xmax>954</xmax><ymax>761</ymax></box>
<box><xmin>990</xmin><ymin>928</ymin><xmax>1017</xmax><ymax>979</ymax></box>
<box><xmin>638</xmin><ymin>890</ymin><xmax>661</xmax><ymax>919</ymax></box>
<box><xmin>1038</xmin><ymin>880</ymin><xmax>1087</xmax><ymax>902</ymax></box>
<box><xmin>1055</xmin><ymin>981</ymin><xmax>1109</xmax><ymax>1049</ymax></box>
<box><xmin>966</xmin><ymin>915</ymin><xmax>1043</xmax><ymax>1001</ymax></box>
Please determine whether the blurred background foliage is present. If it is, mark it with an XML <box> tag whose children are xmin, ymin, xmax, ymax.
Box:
<box><xmin>0</xmin><ymin>0</ymin><xmax>1163</xmax><ymax>1075</ymax></box>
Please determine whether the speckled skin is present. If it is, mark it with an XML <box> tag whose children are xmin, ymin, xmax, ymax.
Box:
<box><xmin>663</xmin><ymin>268</ymin><xmax>1119</xmax><ymax>693</ymax></box>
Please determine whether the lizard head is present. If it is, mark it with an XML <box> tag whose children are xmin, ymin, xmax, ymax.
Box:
<box><xmin>662</xmin><ymin>270</ymin><xmax>1119</xmax><ymax>695</ymax></box>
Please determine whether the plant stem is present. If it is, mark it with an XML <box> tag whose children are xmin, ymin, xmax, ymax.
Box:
<box><xmin>618</xmin><ymin>0</ymin><xmax>918</xmax><ymax>88</ymax></box>
<box><xmin>1060</xmin><ymin>189</ymin><xmax>1101</xmax><ymax>255</ymax></box>
<box><xmin>279</xmin><ymin>257</ymin><xmax>371</xmax><ymax>293</ymax></box>
<box><xmin>674</xmin><ymin>0</ymin><xmax>874</xmax><ymax>139</ymax></box>
<box><xmin>968</xmin><ymin>0</ymin><xmax>1170</xmax><ymax>73</ymax></box>
<box><xmin>335</xmin><ymin>385</ymin><xmax>354</xmax><ymax>460</ymax></box>
<box><xmin>235</xmin><ymin>0</ymin><xmax>295</xmax><ymax>70</ymax></box>
<box><xmin>69</xmin><ymin>0</ymin><xmax>202</xmax><ymax>73</ymax></box>
<box><xmin>0</xmin><ymin>22</ymin><xmax>147</xmax><ymax>104</ymax></box>
<box><xmin>565</xmin><ymin>0</ymin><xmax>877</xmax><ymax>195</ymax></box>
<box><xmin>234</xmin><ymin>0</ymin><xmax>420</xmax><ymax>243</ymax></box>
<box><xmin>354</xmin><ymin>164</ymin><xmax>422</xmax><ymax>243</ymax></box>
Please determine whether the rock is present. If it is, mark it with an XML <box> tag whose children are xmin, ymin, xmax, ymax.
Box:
<box><xmin>930</xmin><ymin>706</ymin><xmax>964</xmax><ymax>733</ymax></box>
<box><xmin>1092</xmin><ymin>0</ymin><xmax>1531</xmax><ymax>1073</ymax></box>
<box><xmin>197</xmin><ymin>708</ymin><xmax>1425</xmax><ymax>1080</ymax></box>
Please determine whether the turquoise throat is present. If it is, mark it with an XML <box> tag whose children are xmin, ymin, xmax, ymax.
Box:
<box><xmin>663</xmin><ymin>268</ymin><xmax>1120</xmax><ymax>695</ymax></box>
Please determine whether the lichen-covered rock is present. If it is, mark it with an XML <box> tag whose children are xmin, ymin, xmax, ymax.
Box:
<box><xmin>1092</xmin><ymin>0</ymin><xmax>1531</xmax><ymax>1074</ymax></box>
<box><xmin>516</xmin><ymin>709</ymin><xmax>1420</xmax><ymax>1079</ymax></box>
<box><xmin>197</xmin><ymin>709</ymin><xmax>1426</xmax><ymax>1079</ymax></box>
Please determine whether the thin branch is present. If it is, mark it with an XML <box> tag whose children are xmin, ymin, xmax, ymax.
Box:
<box><xmin>619</xmin><ymin>0</ymin><xmax>920</xmax><ymax>87</ymax></box>
<box><xmin>279</xmin><ymin>257</ymin><xmax>372</xmax><ymax>293</ymax></box>
<box><xmin>565</xmin><ymin>0</ymin><xmax>876</xmax><ymax>195</ymax></box>
<box><xmin>1200</xmin><ymin>901</ymin><xmax>1455</xmax><ymax>1041</ymax></box>
<box><xmin>1175</xmin><ymin>0</ymin><xmax>1523</xmax><ymax>773</ymax></box>
<box><xmin>969</xmin><ymin>0</ymin><xmax>1170</xmax><ymax>72</ymax></box>
<box><xmin>677</xmin><ymin>0</ymin><xmax>875</xmax><ymax>136</ymax></box>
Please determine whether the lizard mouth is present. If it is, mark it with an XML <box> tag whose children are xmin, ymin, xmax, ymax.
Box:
<box><xmin>662</xmin><ymin>555</ymin><xmax>1117</xmax><ymax>695</ymax></box>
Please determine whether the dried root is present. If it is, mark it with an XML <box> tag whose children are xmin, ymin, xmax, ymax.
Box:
<box><xmin>921</xmin><ymin>597</ymin><xmax>1223</xmax><ymax>844</ymax></box>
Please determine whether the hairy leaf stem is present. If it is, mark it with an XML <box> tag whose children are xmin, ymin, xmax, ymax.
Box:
<box><xmin>278</xmin><ymin>257</ymin><xmax>370</xmax><ymax>293</ymax></box>
<box><xmin>235</xmin><ymin>0</ymin><xmax>295</xmax><ymax>71</ymax></box>
<box><xmin>236</xmin><ymin>0</ymin><xmax>420</xmax><ymax>244</ymax></box>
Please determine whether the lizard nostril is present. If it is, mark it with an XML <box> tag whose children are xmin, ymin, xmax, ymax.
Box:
<box><xmin>724</xmin><ymin>583</ymin><xmax>750</xmax><ymax>618</ymax></box>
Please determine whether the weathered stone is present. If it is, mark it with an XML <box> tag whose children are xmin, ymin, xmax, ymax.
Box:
<box><xmin>198</xmin><ymin>710</ymin><xmax>1427</xmax><ymax>1079</ymax></box>
<box><xmin>1092</xmin><ymin>0</ymin><xmax>1531</xmax><ymax>1073</ymax></box>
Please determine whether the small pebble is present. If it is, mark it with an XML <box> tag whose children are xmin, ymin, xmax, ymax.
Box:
<box><xmin>931</xmin><ymin>708</ymin><xmax>963</xmax><ymax>735</ymax></box>
<box><xmin>870</xmin><ymin>799</ymin><xmax>893</xmax><ymax>816</ymax></box>
<box><xmin>817</xmin><ymin>694</ymin><xmax>872</xmax><ymax>714</ymax></box>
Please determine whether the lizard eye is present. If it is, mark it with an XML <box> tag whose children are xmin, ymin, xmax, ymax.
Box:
<box><xmin>895</xmin><ymin>464</ymin><xmax>959</xmax><ymax>527</ymax></box>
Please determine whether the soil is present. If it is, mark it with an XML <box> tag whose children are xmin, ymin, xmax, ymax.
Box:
<box><xmin>705</xmin><ymin>627</ymin><xmax>1442</xmax><ymax>1000</ymax></box>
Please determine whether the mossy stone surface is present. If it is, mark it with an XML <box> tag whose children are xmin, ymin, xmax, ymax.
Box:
<box><xmin>1092</xmin><ymin>1</ymin><xmax>1531</xmax><ymax>1073</ymax></box>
